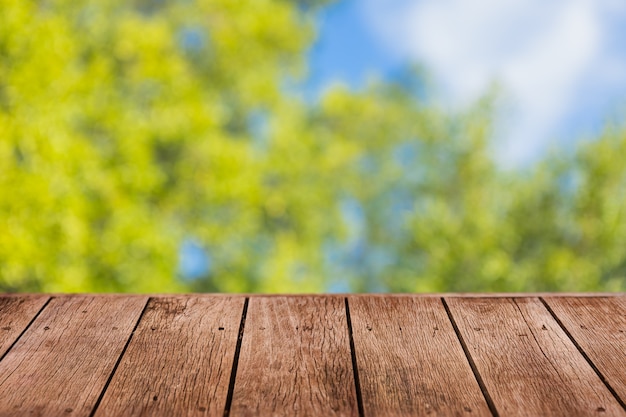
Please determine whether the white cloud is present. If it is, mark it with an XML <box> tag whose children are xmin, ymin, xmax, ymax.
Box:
<box><xmin>361</xmin><ymin>0</ymin><xmax>626</xmax><ymax>166</ymax></box>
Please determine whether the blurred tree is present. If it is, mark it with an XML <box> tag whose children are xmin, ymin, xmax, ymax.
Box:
<box><xmin>0</xmin><ymin>0</ymin><xmax>320</xmax><ymax>292</ymax></box>
<box><xmin>0</xmin><ymin>0</ymin><xmax>624</xmax><ymax>293</ymax></box>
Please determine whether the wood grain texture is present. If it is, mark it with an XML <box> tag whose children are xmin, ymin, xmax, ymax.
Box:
<box><xmin>0</xmin><ymin>295</ymin><xmax>147</xmax><ymax>417</ymax></box>
<box><xmin>229</xmin><ymin>296</ymin><xmax>358</xmax><ymax>417</ymax></box>
<box><xmin>0</xmin><ymin>295</ymin><xmax>49</xmax><ymax>358</ymax></box>
<box><xmin>94</xmin><ymin>296</ymin><xmax>245</xmax><ymax>417</ymax></box>
<box><xmin>348</xmin><ymin>296</ymin><xmax>491</xmax><ymax>416</ymax></box>
<box><xmin>446</xmin><ymin>297</ymin><xmax>626</xmax><ymax>416</ymax></box>
<box><xmin>544</xmin><ymin>296</ymin><xmax>626</xmax><ymax>406</ymax></box>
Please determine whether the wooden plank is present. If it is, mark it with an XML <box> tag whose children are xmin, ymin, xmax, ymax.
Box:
<box><xmin>0</xmin><ymin>295</ymin><xmax>49</xmax><ymax>359</ymax></box>
<box><xmin>348</xmin><ymin>296</ymin><xmax>491</xmax><ymax>416</ymax></box>
<box><xmin>229</xmin><ymin>296</ymin><xmax>358</xmax><ymax>417</ymax></box>
<box><xmin>543</xmin><ymin>296</ymin><xmax>626</xmax><ymax>406</ymax></box>
<box><xmin>93</xmin><ymin>296</ymin><xmax>245</xmax><ymax>417</ymax></box>
<box><xmin>446</xmin><ymin>297</ymin><xmax>626</xmax><ymax>416</ymax></box>
<box><xmin>217</xmin><ymin>293</ymin><xmax>626</xmax><ymax>299</ymax></box>
<box><xmin>439</xmin><ymin>293</ymin><xmax>625</xmax><ymax>298</ymax></box>
<box><xmin>0</xmin><ymin>295</ymin><xmax>147</xmax><ymax>417</ymax></box>
<box><xmin>18</xmin><ymin>291</ymin><xmax>626</xmax><ymax>298</ymax></box>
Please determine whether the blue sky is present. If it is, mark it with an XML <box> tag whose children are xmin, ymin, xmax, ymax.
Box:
<box><xmin>306</xmin><ymin>0</ymin><xmax>404</xmax><ymax>93</ymax></box>
<box><xmin>306</xmin><ymin>0</ymin><xmax>626</xmax><ymax>167</ymax></box>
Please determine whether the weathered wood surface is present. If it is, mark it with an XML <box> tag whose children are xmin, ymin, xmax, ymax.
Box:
<box><xmin>0</xmin><ymin>294</ymin><xmax>624</xmax><ymax>417</ymax></box>
<box><xmin>0</xmin><ymin>295</ymin><xmax>49</xmax><ymax>358</ymax></box>
<box><xmin>543</xmin><ymin>296</ymin><xmax>626</xmax><ymax>407</ymax></box>
<box><xmin>0</xmin><ymin>295</ymin><xmax>147</xmax><ymax>417</ymax></box>
<box><xmin>94</xmin><ymin>296</ymin><xmax>245</xmax><ymax>417</ymax></box>
<box><xmin>349</xmin><ymin>296</ymin><xmax>491</xmax><ymax>416</ymax></box>
<box><xmin>229</xmin><ymin>296</ymin><xmax>359</xmax><ymax>417</ymax></box>
<box><xmin>445</xmin><ymin>297</ymin><xmax>625</xmax><ymax>416</ymax></box>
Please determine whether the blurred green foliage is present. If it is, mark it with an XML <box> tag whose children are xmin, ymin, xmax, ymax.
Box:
<box><xmin>1</xmin><ymin>0</ymin><xmax>624</xmax><ymax>293</ymax></box>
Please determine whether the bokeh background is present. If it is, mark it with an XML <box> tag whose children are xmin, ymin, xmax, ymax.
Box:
<box><xmin>2</xmin><ymin>0</ymin><xmax>626</xmax><ymax>293</ymax></box>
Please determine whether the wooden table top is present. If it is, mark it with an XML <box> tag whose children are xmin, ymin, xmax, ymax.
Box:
<box><xmin>0</xmin><ymin>294</ymin><xmax>624</xmax><ymax>417</ymax></box>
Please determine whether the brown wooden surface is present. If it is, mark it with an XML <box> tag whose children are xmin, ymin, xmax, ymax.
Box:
<box><xmin>94</xmin><ymin>296</ymin><xmax>245</xmax><ymax>417</ymax></box>
<box><xmin>446</xmin><ymin>297</ymin><xmax>625</xmax><ymax>416</ymax></box>
<box><xmin>0</xmin><ymin>294</ymin><xmax>624</xmax><ymax>417</ymax></box>
<box><xmin>0</xmin><ymin>295</ymin><xmax>49</xmax><ymax>358</ymax></box>
<box><xmin>543</xmin><ymin>296</ymin><xmax>626</xmax><ymax>407</ymax></box>
<box><xmin>229</xmin><ymin>296</ymin><xmax>359</xmax><ymax>417</ymax></box>
<box><xmin>0</xmin><ymin>296</ymin><xmax>147</xmax><ymax>417</ymax></box>
<box><xmin>349</xmin><ymin>296</ymin><xmax>491</xmax><ymax>416</ymax></box>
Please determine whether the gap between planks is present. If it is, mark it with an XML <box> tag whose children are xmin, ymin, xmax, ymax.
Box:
<box><xmin>0</xmin><ymin>296</ymin><xmax>51</xmax><ymax>363</ymax></box>
<box><xmin>88</xmin><ymin>298</ymin><xmax>152</xmax><ymax>417</ymax></box>
<box><xmin>345</xmin><ymin>298</ymin><xmax>365</xmax><ymax>417</ymax></box>
<box><xmin>223</xmin><ymin>298</ymin><xmax>249</xmax><ymax>417</ymax></box>
<box><xmin>540</xmin><ymin>297</ymin><xmax>626</xmax><ymax>412</ymax></box>
<box><xmin>442</xmin><ymin>297</ymin><xmax>500</xmax><ymax>417</ymax></box>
